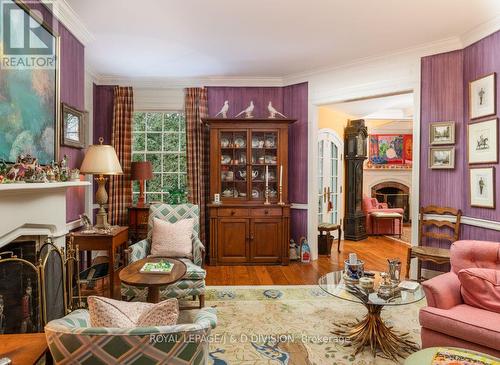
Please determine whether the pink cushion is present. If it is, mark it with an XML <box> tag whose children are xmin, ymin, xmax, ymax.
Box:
<box><xmin>458</xmin><ymin>268</ymin><xmax>500</xmax><ymax>313</ymax></box>
<box><xmin>451</xmin><ymin>240</ymin><xmax>500</xmax><ymax>274</ymax></box>
<box><xmin>88</xmin><ymin>296</ymin><xmax>179</xmax><ymax>328</ymax></box>
<box><xmin>151</xmin><ymin>217</ymin><xmax>194</xmax><ymax>258</ymax></box>
<box><xmin>419</xmin><ymin>304</ymin><xmax>500</xmax><ymax>351</ymax></box>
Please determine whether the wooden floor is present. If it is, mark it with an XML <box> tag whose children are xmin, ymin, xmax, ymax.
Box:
<box><xmin>205</xmin><ymin>236</ymin><xmax>410</xmax><ymax>286</ymax></box>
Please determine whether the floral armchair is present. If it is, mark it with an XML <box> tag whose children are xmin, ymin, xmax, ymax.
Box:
<box><xmin>122</xmin><ymin>203</ymin><xmax>206</xmax><ymax>307</ymax></box>
<box><xmin>45</xmin><ymin>307</ymin><xmax>217</xmax><ymax>364</ymax></box>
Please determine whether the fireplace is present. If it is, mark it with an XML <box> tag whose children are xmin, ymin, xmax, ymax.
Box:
<box><xmin>371</xmin><ymin>182</ymin><xmax>410</xmax><ymax>222</ymax></box>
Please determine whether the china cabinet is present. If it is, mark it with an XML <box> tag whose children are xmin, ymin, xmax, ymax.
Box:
<box><xmin>204</xmin><ymin>118</ymin><xmax>295</xmax><ymax>265</ymax></box>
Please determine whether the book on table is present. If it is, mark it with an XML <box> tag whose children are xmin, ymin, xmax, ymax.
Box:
<box><xmin>140</xmin><ymin>261</ymin><xmax>174</xmax><ymax>274</ymax></box>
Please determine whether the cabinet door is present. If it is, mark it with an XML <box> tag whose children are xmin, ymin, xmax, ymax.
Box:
<box><xmin>217</xmin><ymin>218</ymin><xmax>249</xmax><ymax>263</ymax></box>
<box><xmin>250</xmin><ymin>218</ymin><xmax>282</xmax><ymax>263</ymax></box>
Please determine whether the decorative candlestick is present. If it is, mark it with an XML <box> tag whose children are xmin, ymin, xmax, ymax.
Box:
<box><xmin>264</xmin><ymin>165</ymin><xmax>271</xmax><ymax>205</ymax></box>
<box><xmin>278</xmin><ymin>165</ymin><xmax>285</xmax><ymax>205</ymax></box>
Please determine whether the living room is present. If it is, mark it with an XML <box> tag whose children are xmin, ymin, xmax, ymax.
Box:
<box><xmin>0</xmin><ymin>1</ymin><xmax>499</xmax><ymax>364</ymax></box>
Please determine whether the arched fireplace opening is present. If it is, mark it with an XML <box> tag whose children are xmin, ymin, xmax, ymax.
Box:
<box><xmin>371</xmin><ymin>182</ymin><xmax>410</xmax><ymax>222</ymax></box>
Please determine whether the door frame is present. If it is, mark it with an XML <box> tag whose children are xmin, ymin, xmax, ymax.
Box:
<box><xmin>317</xmin><ymin>128</ymin><xmax>343</xmax><ymax>236</ymax></box>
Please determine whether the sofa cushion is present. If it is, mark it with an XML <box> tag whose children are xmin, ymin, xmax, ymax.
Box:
<box><xmin>88</xmin><ymin>296</ymin><xmax>178</xmax><ymax>328</ymax></box>
<box><xmin>419</xmin><ymin>304</ymin><xmax>500</xmax><ymax>350</ymax></box>
<box><xmin>151</xmin><ymin>217</ymin><xmax>194</xmax><ymax>258</ymax></box>
<box><xmin>458</xmin><ymin>268</ymin><xmax>500</xmax><ymax>313</ymax></box>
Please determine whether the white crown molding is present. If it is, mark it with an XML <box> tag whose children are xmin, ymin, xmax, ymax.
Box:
<box><xmin>41</xmin><ymin>0</ymin><xmax>94</xmax><ymax>45</ymax></box>
<box><xmin>460</xmin><ymin>14</ymin><xmax>500</xmax><ymax>48</ymax></box>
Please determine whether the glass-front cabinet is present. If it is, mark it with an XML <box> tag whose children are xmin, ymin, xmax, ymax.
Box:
<box><xmin>205</xmin><ymin>118</ymin><xmax>295</xmax><ymax>266</ymax></box>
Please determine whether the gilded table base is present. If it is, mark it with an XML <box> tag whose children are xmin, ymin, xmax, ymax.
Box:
<box><xmin>332</xmin><ymin>304</ymin><xmax>419</xmax><ymax>362</ymax></box>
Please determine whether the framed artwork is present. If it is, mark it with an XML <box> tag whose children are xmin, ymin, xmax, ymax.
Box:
<box><xmin>429</xmin><ymin>146</ymin><xmax>455</xmax><ymax>169</ymax></box>
<box><xmin>429</xmin><ymin>121</ymin><xmax>455</xmax><ymax>145</ymax></box>
<box><xmin>469</xmin><ymin>167</ymin><xmax>495</xmax><ymax>208</ymax></box>
<box><xmin>469</xmin><ymin>73</ymin><xmax>496</xmax><ymax>120</ymax></box>
<box><xmin>467</xmin><ymin>118</ymin><xmax>498</xmax><ymax>164</ymax></box>
<box><xmin>369</xmin><ymin>134</ymin><xmax>412</xmax><ymax>165</ymax></box>
<box><xmin>61</xmin><ymin>103</ymin><xmax>86</xmax><ymax>148</ymax></box>
<box><xmin>0</xmin><ymin>0</ymin><xmax>60</xmax><ymax>164</ymax></box>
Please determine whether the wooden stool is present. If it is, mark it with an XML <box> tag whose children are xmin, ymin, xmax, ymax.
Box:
<box><xmin>318</xmin><ymin>223</ymin><xmax>342</xmax><ymax>255</ymax></box>
<box><xmin>371</xmin><ymin>212</ymin><xmax>403</xmax><ymax>238</ymax></box>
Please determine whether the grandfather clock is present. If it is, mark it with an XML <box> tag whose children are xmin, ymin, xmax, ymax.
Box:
<box><xmin>344</xmin><ymin>119</ymin><xmax>368</xmax><ymax>241</ymax></box>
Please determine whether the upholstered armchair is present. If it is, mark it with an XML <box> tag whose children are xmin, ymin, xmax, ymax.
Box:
<box><xmin>362</xmin><ymin>195</ymin><xmax>404</xmax><ymax>235</ymax></box>
<box><xmin>419</xmin><ymin>240</ymin><xmax>500</xmax><ymax>358</ymax></box>
<box><xmin>122</xmin><ymin>203</ymin><xmax>206</xmax><ymax>307</ymax></box>
<box><xmin>45</xmin><ymin>307</ymin><xmax>217</xmax><ymax>364</ymax></box>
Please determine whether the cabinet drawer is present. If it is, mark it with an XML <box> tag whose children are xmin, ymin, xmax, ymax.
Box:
<box><xmin>251</xmin><ymin>208</ymin><xmax>282</xmax><ymax>217</ymax></box>
<box><xmin>218</xmin><ymin>208</ymin><xmax>249</xmax><ymax>217</ymax></box>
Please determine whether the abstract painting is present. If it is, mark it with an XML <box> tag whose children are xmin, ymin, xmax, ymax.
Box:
<box><xmin>0</xmin><ymin>0</ymin><xmax>58</xmax><ymax>164</ymax></box>
<box><xmin>369</xmin><ymin>134</ymin><xmax>412</xmax><ymax>165</ymax></box>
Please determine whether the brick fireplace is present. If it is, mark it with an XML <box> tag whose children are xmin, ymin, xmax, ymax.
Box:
<box><xmin>371</xmin><ymin>182</ymin><xmax>410</xmax><ymax>222</ymax></box>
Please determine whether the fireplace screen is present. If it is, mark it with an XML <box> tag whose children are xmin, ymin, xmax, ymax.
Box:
<box><xmin>0</xmin><ymin>253</ymin><xmax>42</xmax><ymax>334</ymax></box>
<box><xmin>39</xmin><ymin>241</ymin><xmax>66</xmax><ymax>324</ymax></box>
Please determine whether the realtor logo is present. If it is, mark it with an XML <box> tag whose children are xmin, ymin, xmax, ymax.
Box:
<box><xmin>1</xmin><ymin>0</ymin><xmax>56</xmax><ymax>69</ymax></box>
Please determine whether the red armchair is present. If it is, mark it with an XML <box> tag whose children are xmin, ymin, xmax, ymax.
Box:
<box><xmin>419</xmin><ymin>240</ymin><xmax>500</xmax><ymax>357</ymax></box>
<box><xmin>362</xmin><ymin>195</ymin><xmax>403</xmax><ymax>235</ymax></box>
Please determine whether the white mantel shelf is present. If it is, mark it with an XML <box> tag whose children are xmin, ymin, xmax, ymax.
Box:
<box><xmin>0</xmin><ymin>181</ymin><xmax>90</xmax><ymax>192</ymax></box>
<box><xmin>0</xmin><ymin>180</ymin><xmax>91</xmax><ymax>248</ymax></box>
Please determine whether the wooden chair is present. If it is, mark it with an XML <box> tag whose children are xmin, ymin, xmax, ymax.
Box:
<box><xmin>406</xmin><ymin>205</ymin><xmax>462</xmax><ymax>281</ymax></box>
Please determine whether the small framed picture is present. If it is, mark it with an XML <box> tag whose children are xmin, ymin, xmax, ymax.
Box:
<box><xmin>61</xmin><ymin>103</ymin><xmax>86</xmax><ymax>148</ymax></box>
<box><xmin>429</xmin><ymin>147</ymin><xmax>455</xmax><ymax>169</ymax></box>
<box><xmin>429</xmin><ymin>121</ymin><xmax>455</xmax><ymax>145</ymax></box>
<box><xmin>470</xmin><ymin>167</ymin><xmax>495</xmax><ymax>208</ymax></box>
<box><xmin>468</xmin><ymin>118</ymin><xmax>498</xmax><ymax>164</ymax></box>
<box><xmin>469</xmin><ymin>73</ymin><xmax>496</xmax><ymax>120</ymax></box>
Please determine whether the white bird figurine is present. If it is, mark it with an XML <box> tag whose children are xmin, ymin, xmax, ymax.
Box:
<box><xmin>215</xmin><ymin>100</ymin><xmax>229</xmax><ymax>118</ymax></box>
<box><xmin>235</xmin><ymin>101</ymin><xmax>255</xmax><ymax>119</ymax></box>
<box><xmin>267</xmin><ymin>101</ymin><xmax>286</xmax><ymax>119</ymax></box>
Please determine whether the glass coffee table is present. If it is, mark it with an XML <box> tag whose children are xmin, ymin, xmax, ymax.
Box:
<box><xmin>319</xmin><ymin>271</ymin><xmax>425</xmax><ymax>361</ymax></box>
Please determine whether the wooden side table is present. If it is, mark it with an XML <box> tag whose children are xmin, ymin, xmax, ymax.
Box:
<box><xmin>0</xmin><ymin>333</ymin><xmax>51</xmax><ymax>364</ymax></box>
<box><xmin>72</xmin><ymin>226</ymin><xmax>129</xmax><ymax>299</ymax></box>
<box><xmin>128</xmin><ymin>205</ymin><xmax>150</xmax><ymax>242</ymax></box>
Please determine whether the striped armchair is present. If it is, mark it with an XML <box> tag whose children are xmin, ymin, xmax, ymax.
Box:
<box><xmin>45</xmin><ymin>307</ymin><xmax>217</xmax><ymax>365</ymax></box>
<box><xmin>122</xmin><ymin>204</ymin><xmax>207</xmax><ymax>307</ymax></box>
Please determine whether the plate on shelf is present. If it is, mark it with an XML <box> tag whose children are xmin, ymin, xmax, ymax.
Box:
<box><xmin>252</xmin><ymin>189</ymin><xmax>260</xmax><ymax>198</ymax></box>
<box><xmin>252</xmin><ymin>137</ymin><xmax>264</xmax><ymax>148</ymax></box>
<box><xmin>222</xmin><ymin>189</ymin><xmax>233</xmax><ymax>197</ymax></box>
<box><xmin>265</xmin><ymin>137</ymin><xmax>276</xmax><ymax>148</ymax></box>
<box><xmin>221</xmin><ymin>155</ymin><xmax>231</xmax><ymax>164</ymax></box>
<box><xmin>239</xmin><ymin>192</ymin><xmax>247</xmax><ymax>197</ymax></box>
<box><xmin>234</xmin><ymin>137</ymin><xmax>245</xmax><ymax>148</ymax></box>
<box><xmin>269</xmin><ymin>189</ymin><xmax>277</xmax><ymax>198</ymax></box>
<box><xmin>265</xmin><ymin>155</ymin><xmax>277</xmax><ymax>164</ymax></box>
<box><xmin>221</xmin><ymin>137</ymin><xmax>230</xmax><ymax>148</ymax></box>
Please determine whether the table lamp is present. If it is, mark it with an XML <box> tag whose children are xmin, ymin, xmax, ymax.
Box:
<box><xmin>131</xmin><ymin>161</ymin><xmax>153</xmax><ymax>207</ymax></box>
<box><xmin>80</xmin><ymin>137</ymin><xmax>123</xmax><ymax>228</ymax></box>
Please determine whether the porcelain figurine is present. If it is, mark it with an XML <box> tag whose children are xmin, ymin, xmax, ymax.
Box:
<box><xmin>267</xmin><ymin>101</ymin><xmax>286</xmax><ymax>119</ymax></box>
<box><xmin>289</xmin><ymin>239</ymin><xmax>299</xmax><ymax>261</ymax></box>
<box><xmin>70</xmin><ymin>168</ymin><xmax>80</xmax><ymax>181</ymax></box>
<box><xmin>215</xmin><ymin>100</ymin><xmax>229</xmax><ymax>118</ymax></box>
<box><xmin>235</xmin><ymin>101</ymin><xmax>255</xmax><ymax>119</ymax></box>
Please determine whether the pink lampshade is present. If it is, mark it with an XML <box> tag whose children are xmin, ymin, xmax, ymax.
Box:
<box><xmin>131</xmin><ymin>161</ymin><xmax>153</xmax><ymax>181</ymax></box>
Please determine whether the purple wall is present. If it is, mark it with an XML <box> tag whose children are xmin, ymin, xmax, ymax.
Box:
<box><xmin>93</xmin><ymin>85</ymin><xmax>115</xmax><ymax>144</ymax></box>
<box><xmin>207</xmin><ymin>84</ymin><xmax>308</xmax><ymax>241</ymax></box>
<box><xmin>30</xmin><ymin>1</ymin><xmax>86</xmax><ymax>222</ymax></box>
<box><xmin>420</xmin><ymin>30</ymin><xmax>500</xmax><ymax>247</ymax></box>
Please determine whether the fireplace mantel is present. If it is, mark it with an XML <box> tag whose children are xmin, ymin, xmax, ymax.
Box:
<box><xmin>0</xmin><ymin>181</ymin><xmax>90</xmax><ymax>248</ymax></box>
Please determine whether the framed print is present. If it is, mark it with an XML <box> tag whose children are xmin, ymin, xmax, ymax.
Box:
<box><xmin>468</xmin><ymin>118</ymin><xmax>498</xmax><ymax>164</ymax></box>
<box><xmin>469</xmin><ymin>73</ymin><xmax>496</xmax><ymax>120</ymax></box>
<box><xmin>429</xmin><ymin>121</ymin><xmax>455</xmax><ymax>145</ymax></box>
<box><xmin>61</xmin><ymin>103</ymin><xmax>86</xmax><ymax>148</ymax></box>
<box><xmin>0</xmin><ymin>0</ymin><xmax>60</xmax><ymax>164</ymax></box>
<box><xmin>429</xmin><ymin>147</ymin><xmax>455</xmax><ymax>169</ymax></box>
<box><xmin>470</xmin><ymin>167</ymin><xmax>495</xmax><ymax>208</ymax></box>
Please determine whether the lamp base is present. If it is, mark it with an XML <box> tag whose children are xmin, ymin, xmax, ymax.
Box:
<box><xmin>95</xmin><ymin>205</ymin><xmax>109</xmax><ymax>229</ymax></box>
<box><xmin>94</xmin><ymin>175</ymin><xmax>110</xmax><ymax>229</ymax></box>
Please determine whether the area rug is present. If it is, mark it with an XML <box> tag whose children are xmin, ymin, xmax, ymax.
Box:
<box><xmin>203</xmin><ymin>285</ymin><xmax>425</xmax><ymax>365</ymax></box>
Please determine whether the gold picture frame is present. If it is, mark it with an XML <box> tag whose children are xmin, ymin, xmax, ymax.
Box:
<box><xmin>429</xmin><ymin>121</ymin><xmax>455</xmax><ymax>145</ymax></box>
<box><xmin>429</xmin><ymin>146</ymin><xmax>455</xmax><ymax>169</ymax></box>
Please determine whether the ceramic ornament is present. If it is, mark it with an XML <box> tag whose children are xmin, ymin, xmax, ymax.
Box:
<box><xmin>215</xmin><ymin>100</ymin><xmax>229</xmax><ymax>118</ymax></box>
<box><xmin>235</xmin><ymin>101</ymin><xmax>255</xmax><ymax>119</ymax></box>
<box><xmin>267</xmin><ymin>101</ymin><xmax>286</xmax><ymax>119</ymax></box>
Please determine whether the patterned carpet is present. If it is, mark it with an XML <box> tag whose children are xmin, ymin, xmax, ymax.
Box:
<box><xmin>201</xmin><ymin>285</ymin><xmax>426</xmax><ymax>365</ymax></box>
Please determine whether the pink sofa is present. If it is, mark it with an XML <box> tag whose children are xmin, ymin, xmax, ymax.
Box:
<box><xmin>419</xmin><ymin>240</ymin><xmax>500</xmax><ymax>357</ymax></box>
<box><xmin>362</xmin><ymin>196</ymin><xmax>403</xmax><ymax>235</ymax></box>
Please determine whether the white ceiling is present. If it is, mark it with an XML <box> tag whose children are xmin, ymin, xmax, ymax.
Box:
<box><xmin>66</xmin><ymin>0</ymin><xmax>500</xmax><ymax>78</ymax></box>
<box><xmin>326</xmin><ymin>93</ymin><xmax>414</xmax><ymax>120</ymax></box>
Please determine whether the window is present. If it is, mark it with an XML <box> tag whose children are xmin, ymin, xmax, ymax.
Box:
<box><xmin>131</xmin><ymin>112</ymin><xmax>187</xmax><ymax>204</ymax></box>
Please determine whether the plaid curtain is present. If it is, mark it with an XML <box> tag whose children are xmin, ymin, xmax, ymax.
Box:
<box><xmin>109</xmin><ymin>86</ymin><xmax>134</xmax><ymax>226</ymax></box>
<box><xmin>185</xmin><ymin>88</ymin><xmax>209</xmax><ymax>244</ymax></box>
